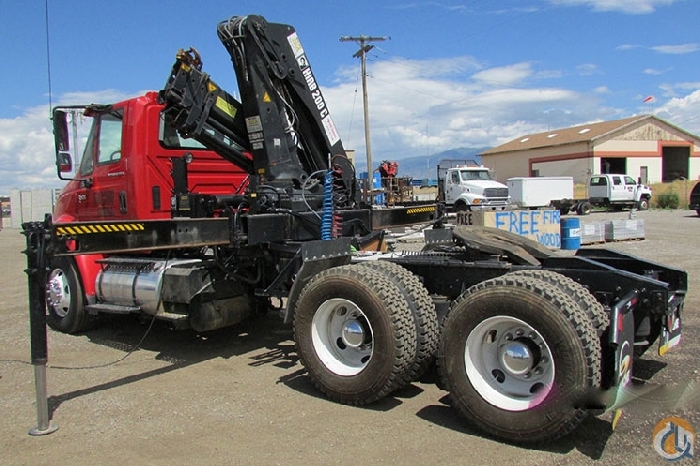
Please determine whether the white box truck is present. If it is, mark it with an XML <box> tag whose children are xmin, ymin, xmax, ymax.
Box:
<box><xmin>507</xmin><ymin>175</ymin><xmax>652</xmax><ymax>215</ymax></box>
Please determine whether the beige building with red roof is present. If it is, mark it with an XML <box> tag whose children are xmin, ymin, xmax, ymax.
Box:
<box><xmin>480</xmin><ymin>115</ymin><xmax>700</xmax><ymax>184</ymax></box>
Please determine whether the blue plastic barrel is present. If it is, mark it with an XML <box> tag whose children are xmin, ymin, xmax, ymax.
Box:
<box><xmin>560</xmin><ymin>217</ymin><xmax>581</xmax><ymax>250</ymax></box>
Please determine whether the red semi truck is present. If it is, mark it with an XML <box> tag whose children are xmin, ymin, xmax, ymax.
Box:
<box><xmin>26</xmin><ymin>14</ymin><xmax>686</xmax><ymax>445</ymax></box>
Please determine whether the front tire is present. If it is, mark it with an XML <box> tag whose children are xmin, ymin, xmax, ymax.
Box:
<box><xmin>46</xmin><ymin>256</ymin><xmax>94</xmax><ymax>333</ymax></box>
<box><xmin>454</xmin><ymin>202</ymin><xmax>469</xmax><ymax>212</ymax></box>
<box><xmin>438</xmin><ymin>275</ymin><xmax>601</xmax><ymax>443</ymax></box>
<box><xmin>637</xmin><ymin>198</ymin><xmax>650</xmax><ymax>210</ymax></box>
<box><xmin>294</xmin><ymin>265</ymin><xmax>417</xmax><ymax>405</ymax></box>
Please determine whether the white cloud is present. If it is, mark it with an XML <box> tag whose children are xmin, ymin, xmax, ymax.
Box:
<box><xmin>644</xmin><ymin>68</ymin><xmax>667</xmax><ymax>75</ymax></box>
<box><xmin>651</xmin><ymin>43</ymin><xmax>700</xmax><ymax>55</ymax></box>
<box><xmin>655</xmin><ymin>90</ymin><xmax>700</xmax><ymax>136</ymax></box>
<box><xmin>658</xmin><ymin>81</ymin><xmax>700</xmax><ymax>99</ymax></box>
<box><xmin>616</xmin><ymin>44</ymin><xmax>641</xmax><ymax>51</ymax></box>
<box><xmin>324</xmin><ymin>57</ymin><xmax>594</xmax><ymax>162</ymax></box>
<box><xmin>617</xmin><ymin>43</ymin><xmax>699</xmax><ymax>55</ymax></box>
<box><xmin>576</xmin><ymin>64</ymin><xmax>604</xmax><ymax>76</ymax></box>
<box><xmin>0</xmin><ymin>90</ymin><xmax>138</xmax><ymax>194</ymax></box>
<box><xmin>549</xmin><ymin>0</ymin><xmax>678</xmax><ymax>14</ymax></box>
<box><xmin>0</xmin><ymin>105</ymin><xmax>56</xmax><ymax>193</ymax></box>
<box><xmin>473</xmin><ymin>63</ymin><xmax>533</xmax><ymax>87</ymax></box>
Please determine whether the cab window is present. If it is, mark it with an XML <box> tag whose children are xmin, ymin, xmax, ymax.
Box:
<box><xmin>624</xmin><ymin>176</ymin><xmax>637</xmax><ymax>185</ymax></box>
<box><xmin>97</xmin><ymin>113</ymin><xmax>123</xmax><ymax>164</ymax></box>
<box><xmin>78</xmin><ymin>110</ymin><xmax>123</xmax><ymax>176</ymax></box>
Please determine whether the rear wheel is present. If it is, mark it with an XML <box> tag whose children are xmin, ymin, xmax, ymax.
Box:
<box><xmin>506</xmin><ymin>270</ymin><xmax>609</xmax><ymax>335</ymax></box>
<box><xmin>294</xmin><ymin>265</ymin><xmax>417</xmax><ymax>405</ymax></box>
<box><xmin>46</xmin><ymin>256</ymin><xmax>94</xmax><ymax>333</ymax></box>
<box><xmin>438</xmin><ymin>275</ymin><xmax>601</xmax><ymax>443</ymax></box>
<box><xmin>355</xmin><ymin>261</ymin><xmax>438</xmax><ymax>384</ymax></box>
<box><xmin>576</xmin><ymin>201</ymin><xmax>593</xmax><ymax>215</ymax></box>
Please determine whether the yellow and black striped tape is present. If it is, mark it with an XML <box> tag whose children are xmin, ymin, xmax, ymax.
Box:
<box><xmin>55</xmin><ymin>223</ymin><xmax>145</xmax><ymax>236</ymax></box>
<box><xmin>406</xmin><ymin>206</ymin><xmax>436</xmax><ymax>215</ymax></box>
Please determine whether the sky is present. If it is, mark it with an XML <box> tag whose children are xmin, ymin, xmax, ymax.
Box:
<box><xmin>1</xmin><ymin>0</ymin><xmax>699</xmax><ymax>194</ymax></box>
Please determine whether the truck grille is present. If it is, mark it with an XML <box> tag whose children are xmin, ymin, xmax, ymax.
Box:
<box><xmin>484</xmin><ymin>187</ymin><xmax>509</xmax><ymax>198</ymax></box>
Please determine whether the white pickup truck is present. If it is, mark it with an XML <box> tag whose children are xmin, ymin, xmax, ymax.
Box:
<box><xmin>437</xmin><ymin>160</ymin><xmax>510</xmax><ymax>211</ymax></box>
<box><xmin>550</xmin><ymin>174</ymin><xmax>652</xmax><ymax>215</ymax></box>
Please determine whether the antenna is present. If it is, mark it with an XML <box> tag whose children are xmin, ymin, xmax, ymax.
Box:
<box><xmin>44</xmin><ymin>0</ymin><xmax>53</xmax><ymax>116</ymax></box>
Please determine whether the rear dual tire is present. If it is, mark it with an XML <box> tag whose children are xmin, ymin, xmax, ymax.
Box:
<box><xmin>355</xmin><ymin>260</ymin><xmax>438</xmax><ymax>384</ymax></box>
<box><xmin>437</xmin><ymin>274</ymin><xmax>601</xmax><ymax>443</ymax></box>
<box><xmin>294</xmin><ymin>265</ymin><xmax>419</xmax><ymax>405</ymax></box>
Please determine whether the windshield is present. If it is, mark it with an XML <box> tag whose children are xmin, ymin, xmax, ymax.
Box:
<box><xmin>460</xmin><ymin>170</ymin><xmax>493</xmax><ymax>181</ymax></box>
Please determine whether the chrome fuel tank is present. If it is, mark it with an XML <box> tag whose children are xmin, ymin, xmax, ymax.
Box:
<box><xmin>95</xmin><ymin>258</ymin><xmax>200</xmax><ymax>314</ymax></box>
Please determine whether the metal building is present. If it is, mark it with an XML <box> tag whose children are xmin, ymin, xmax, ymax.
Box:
<box><xmin>480</xmin><ymin>115</ymin><xmax>700</xmax><ymax>184</ymax></box>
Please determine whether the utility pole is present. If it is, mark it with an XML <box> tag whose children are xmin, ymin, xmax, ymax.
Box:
<box><xmin>340</xmin><ymin>34</ymin><xmax>389</xmax><ymax>203</ymax></box>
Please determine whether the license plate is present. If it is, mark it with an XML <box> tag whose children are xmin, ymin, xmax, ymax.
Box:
<box><xmin>659</xmin><ymin>310</ymin><xmax>681</xmax><ymax>356</ymax></box>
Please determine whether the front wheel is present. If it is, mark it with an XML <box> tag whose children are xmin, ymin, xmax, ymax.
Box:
<box><xmin>438</xmin><ymin>275</ymin><xmax>601</xmax><ymax>443</ymax></box>
<box><xmin>46</xmin><ymin>256</ymin><xmax>94</xmax><ymax>333</ymax></box>
<box><xmin>294</xmin><ymin>265</ymin><xmax>417</xmax><ymax>405</ymax></box>
<box><xmin>454</xmin><ymin>202</ymin><xmax>469</xmax><ymax>212</ymax></box>
<box><xmin>637</xmin><ymin>198</ymin><xmax>650</xmax><ymax>210</ymax></box>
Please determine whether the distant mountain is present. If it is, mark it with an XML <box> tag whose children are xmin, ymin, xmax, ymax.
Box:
<box><xmin>369</xmin><ymin>147</ymin><xmax>490</xmax><ymax>181</ymax></box>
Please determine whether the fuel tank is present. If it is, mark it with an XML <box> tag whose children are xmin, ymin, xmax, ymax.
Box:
<box><xmin>95</xmin><ymin>257</ymin><xmax>201</xmax><ymax>314</ymax></box>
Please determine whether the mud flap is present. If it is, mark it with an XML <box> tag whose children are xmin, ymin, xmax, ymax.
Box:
<box><xmin>605</xmin><ymin>291</ymin><xmax>636</xmax><ymax>410</ymax></box>
<box><xmin>659</xmin><ymin>304</ymin><xmax>682</xmax><ymax>356</ymax></box>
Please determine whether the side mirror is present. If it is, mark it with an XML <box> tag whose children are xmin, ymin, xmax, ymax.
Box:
<box><xmin>53</xmin><ymin>109</ymin><xmax>70</xmax><ymax>152</ymax></box>
<box><xmin>57</xmin><ymin>151</ymin><xmax>73</xmax><ymax>173</ymax></box>
<box><xmin>52</xmin><ymin>108</ymin><xmax>77</xmax><ymax>180</ymax></box>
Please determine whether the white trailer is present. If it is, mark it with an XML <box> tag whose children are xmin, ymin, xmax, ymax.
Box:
<box><xmin>507</xmin><ymin>177</ymin><xmax>574</xmax><ymax>209</ymax></box>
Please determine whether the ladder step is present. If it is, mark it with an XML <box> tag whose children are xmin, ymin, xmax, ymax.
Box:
<box><xmin>86</xmin><ymin>303</ymin><xmax>140</xmax><ymax>315</ymax></box>
<box><xmin>85</xmin><ymin>304</ymin><xmax>189</xmax><ymax>325</ymax></box>
<box><xmin>157</xmin><ymin>312</ymin><xmax>189</xmax><ymax>322</ymax></box>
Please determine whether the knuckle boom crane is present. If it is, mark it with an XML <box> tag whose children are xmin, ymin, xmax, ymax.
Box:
<box><xmin>23</xmin><ymin>14</ymin><xmax>687</xmax><ymax>444</ymax></box>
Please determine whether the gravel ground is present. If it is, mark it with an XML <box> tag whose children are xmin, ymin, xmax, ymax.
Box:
<box><xmin>0</xmin><ymin>209</ymin><xmax>698</xmax><ymax>466</ymax></box>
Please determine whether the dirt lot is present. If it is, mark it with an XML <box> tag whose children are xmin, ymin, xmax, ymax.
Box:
<box><xmin>1</xmin><ymin>209</ymin><xmax>698</xmax><ymax>466</ymax></box>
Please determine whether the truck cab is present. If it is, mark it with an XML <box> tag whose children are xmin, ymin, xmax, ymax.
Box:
<box><xmin>438</xmin><ymin>162</ymin><xmax>510</xmax><ymax>211</ymax></box>
<box><xmin>588</xmin><ymin>174</ymin><xmax>652</xmax><ymax>210</ymax></box>
<box><xmin>52</xmin><ymin>92</ymin><xmax>249</xmax><ymax>223</ymax></box>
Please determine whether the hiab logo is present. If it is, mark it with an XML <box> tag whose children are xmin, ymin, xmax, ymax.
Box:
<box><xmin>652</xmin><ymin>416</ymin><xmax>694</xmax><ymax>461</ymax></box>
